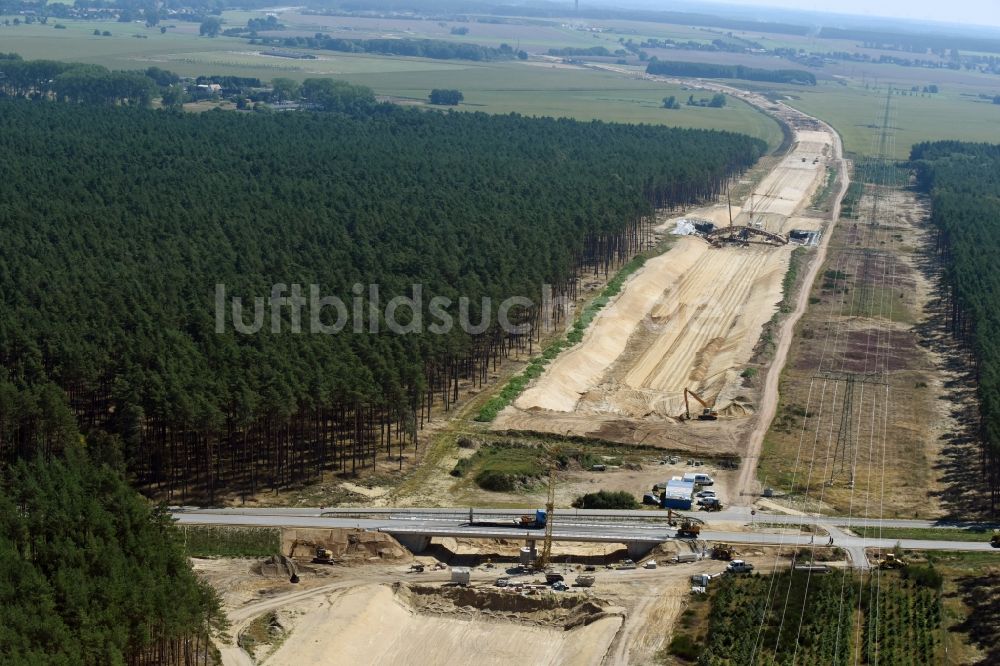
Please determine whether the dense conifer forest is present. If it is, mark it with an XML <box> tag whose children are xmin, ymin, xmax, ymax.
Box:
<box><xmin>912</xmin><ymin>140</ymin><xmax>1000</xmax><ymax>509</ymax></box>
<box><xmin>0</xmin><ymin>98</ymin><xmax>765</xmax><ymax>500</ymax></box>
<box><xmin>0</xmin><ymin>440</ymin><xmax>224</xmax><ymax>664</ymax></box>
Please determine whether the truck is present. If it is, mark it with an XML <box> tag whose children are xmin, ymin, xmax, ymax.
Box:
<box><xmin>514</xmin><ymin>509</ymin><xmax>548</xmax><ymax>529</ymax></box>
<box><xmin>727</xmin><ymin>560</ymin><xmax>754</xmax><ymax>574</ymax></box>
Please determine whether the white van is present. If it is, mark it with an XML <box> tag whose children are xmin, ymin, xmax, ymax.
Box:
<box><xmin>683</xmin><ymin>472</ymin><xmax>714</xmax><ymax>486</ymax></box>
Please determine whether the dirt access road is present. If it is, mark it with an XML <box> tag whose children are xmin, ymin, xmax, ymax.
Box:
<box><xmin>494</xmin><ymin>83</ymin><xmax>848</xmax><ymax>469</ymax></box>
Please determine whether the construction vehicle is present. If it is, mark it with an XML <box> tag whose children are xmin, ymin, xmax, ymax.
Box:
<box><xmin>514</xmin><ymin>509</ymin><xmax>548</xmax><ymax>529</ymax></box>
<box><xmin>727</xmin><ymin>560</ymin><xmax>754</xmax><ymax>574</ymax></box>
<box><xmin>676</xmin><ymin>519</ymin><xmax>702</xmax><ymax>539</ymax></box>
<box><xmin>535</xmin><ymin>465</ymin><xmax>557</xmax><ymax>569</ymax></box>
<box><xmin>666</xmin><ymin>508</ymin><xmax>705</xmax><ymax>538</ymax></box>
<box><xmin>712</xmin><ymin>543</ymin><xmax>735</xmax><ymax>561</ymax></box>
<box><xmin>312</xmin><ymin>547</ymin><xmax>336</xmax><ymax>565</ymax></box>
<box><xmin>991</xmin><ymin>533</ymin><xmax>1000</xmax><ymax>548</ymax></box>
<box><xmin>683</xmin><ymin>388</ymin><xmax>718</xmax><ymax>421</ymax></box>
<box><xmin>876</xmin><ymin>553</ymin><xmax>907</xmax><ymax>569</ymax></box>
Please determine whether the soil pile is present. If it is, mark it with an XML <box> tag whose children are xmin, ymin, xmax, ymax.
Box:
<box><xmin>253</xmin><ymin>554</ymin><xmax>298</xmax><ymax>578</ymax></box>
<box><xmin>282</xmin><ymin>528</ymin><xmax>411</xmax><ymax>562</ymax></box>
<box><xmin>400</xmin><ymin>583</ymin><xmax>621</xmax><ymax>629</ymax></box>
<box><xmin>264</xmin><ymin>583</ymin><xmax>622</xmax><ymax>666</ymax></box>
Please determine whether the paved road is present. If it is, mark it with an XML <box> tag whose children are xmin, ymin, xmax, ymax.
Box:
<box><xmin>172</xmin><ymin>506</ymin><xmax>999</xmax><ymax>568</ymax></box>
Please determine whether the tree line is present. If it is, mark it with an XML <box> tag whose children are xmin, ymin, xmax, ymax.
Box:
<box><xmin>253</xmin><ymin>35</ymin><xmax>519</xmax><ymax>61</ymax></box>
<box><xmin>0</xmin><ymin>59</ymin><xmax>165</xmax><ymax>105</ymax></box>
<box><xmin>0</xmin><ymin>98</ymin><xmax>765</xmax><ymax>502</ymax></box>
<box><xmin>646</xmin><ymin>60</ymin><xmax>817</xmax><ymax>85</ymax></box>
<box><xmin>912</xmin><ymin>140</ymin><xmax>1000</xmax><ymax>511</ymax></box>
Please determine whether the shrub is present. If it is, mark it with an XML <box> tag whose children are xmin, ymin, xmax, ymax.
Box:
<box><xmin>903</xmin><ymin>564</ymin><xmax>943</xmax><ymax>590</ymax></box>
<box><xmin>572</xmin><ymin>490</ymin><xmax>638</xmax><ymax>510</ymax></box>
<box><xmin>668</xmin><ymin>633</ymin><xmax>700</xmax><ymax>661</ymax></box>
<box><xmin>475</xmin><ymin>469</ymin><xmax>519</xmax><ymax>491</ymax></box>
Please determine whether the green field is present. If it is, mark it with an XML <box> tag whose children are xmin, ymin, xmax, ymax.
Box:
<box><xmin>6</xmin><ymin>10</ymin><xmax>1000</xmax><ymax>156</ymax></box>
<box><xmin>785</xmin><ymin>82</ymin><xmax>1000</xmax><ymax>159</ymax></box>
<box><xmin>0</xmin><ymin>18</ymin><xmax>783</xmax><ymax>146</ymax></box>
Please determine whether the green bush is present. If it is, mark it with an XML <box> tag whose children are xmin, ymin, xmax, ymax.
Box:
<box><xmin>571</xmin><ymin>490</ymin><xmax>638</xmax><ymax>510</ymax></box>
<box><xmin>668</xmin><ymin>633</ymin><xmax>700</xmax><ymax>661</ymax></box>
<box><xmin>903</xmin><ymin>564</ymin><xmax>943</xmax><ymax>590</ymax></box>
<box><xmin>459</xmin><ymin>444</ymin><xmax>546</xmax><ymax>491</ymax></box>
<box><xmin>474</xmin><ymin>469</ymin><xmax>520</xmax><ymax>491</ymax></box>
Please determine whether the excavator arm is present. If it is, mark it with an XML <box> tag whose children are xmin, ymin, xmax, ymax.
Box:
<box><xmin>683</xmin><ymin>388</ymin><xmax>717</xmax><ymax>420</ymax></box>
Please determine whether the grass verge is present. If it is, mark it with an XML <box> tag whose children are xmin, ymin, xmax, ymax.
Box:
<box><xmin>851</xmin><ymin>526</ymin><xmax>997</xmax><ymax>543</ymax></box>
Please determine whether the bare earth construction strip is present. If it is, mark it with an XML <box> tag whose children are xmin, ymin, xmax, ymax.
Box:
<box><xmin>494</xmin><ymin>94</ymin><xmax>848</xmax><ymax>463</ymax></box>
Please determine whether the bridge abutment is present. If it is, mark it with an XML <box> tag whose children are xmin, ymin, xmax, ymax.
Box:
<box><xmin>626</xmin><ymin>540</ymin><xmax>660</xmax><ymax>561</ymax></box>
<box><xmin>393</xmin><ymin>533</ymin><xmax>432</xmax><ymax>554</ymax></box>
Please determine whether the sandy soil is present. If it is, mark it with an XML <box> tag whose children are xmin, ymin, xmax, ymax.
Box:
<box><xmin>264</xmin><ymin>584</ymin><xmax>621</xmax><ymax>666</ymax></box>
<box><xmin>195</xmin><ymin>536</ymin><xmax>812</xmax><ymax>666</ymax></box>
<box><xmin>495</xmin><ymin>106</ymin><xmax>843</xmax><ymax>453</ymax></box>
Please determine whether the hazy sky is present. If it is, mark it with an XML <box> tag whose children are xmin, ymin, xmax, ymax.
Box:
<box><xmin>698</xmin><ymin>0</ymin><xmax>1000</xmax><ymax>28</ymax></box>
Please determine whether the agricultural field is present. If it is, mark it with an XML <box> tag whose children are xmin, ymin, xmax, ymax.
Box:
<box><xmin>669</xmin><ymin>567</ymin><xmax>953</xmax><ymax>666</ymax></box>
<box><xmin>785</xmin><ymin>82</ymin><xmax>1000</xmax><ymax>159</ymax></box>
<box><xmin>0</xmin><ymin>16</ymin><xmax>783</xmax><ymax>146</ymax></box>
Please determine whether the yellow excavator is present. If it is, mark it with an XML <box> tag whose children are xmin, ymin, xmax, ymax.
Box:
<box><xmin>876</xmin><ymin>552</ymin><xmax>907</xmax><ymax>569</ymax></box>
<box><xmin>666</xmin><ymin>509</ymin><xmax>705</xmax><ymax>538</ymax></box>
<box><xmin>683</xmin><ymin>388</ymin><xmax>718</xmax><ymax>421</ymax></box>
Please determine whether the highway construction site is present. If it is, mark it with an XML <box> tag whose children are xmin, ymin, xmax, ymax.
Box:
<box><xmin>189</xmin><ymin>88</ymin><xmax>1000</xmax><ymax>666</ymax></box>
<box><xmin>192</xmin><ymin>518</ymin><xmax>818</xmax><ymax>666</ymax></box>
<box><xmin>493</xmin><ymin>112</ymin><xmax>839</xmax><ymax>458</ymax></box>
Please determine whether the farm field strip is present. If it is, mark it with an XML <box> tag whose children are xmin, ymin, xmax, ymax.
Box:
<box><xmin>755</xmin><ymin>93</ymin><xmax>913</xmax><ymax>663</ymax></box>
